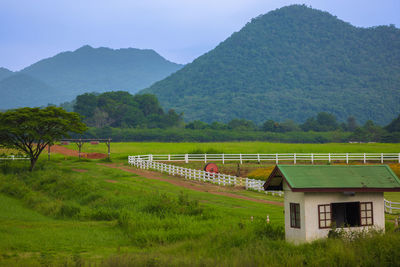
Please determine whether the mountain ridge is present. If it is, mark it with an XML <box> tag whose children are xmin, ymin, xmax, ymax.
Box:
<box><xmin>141</xmin><ymin>5</ymin><xmax>400</xmax><ymax>124</ymax></box>
<box><xmin>0</xmin><ymin>46</ymin><xmax>183</xmax><ymax>109</ymax></box>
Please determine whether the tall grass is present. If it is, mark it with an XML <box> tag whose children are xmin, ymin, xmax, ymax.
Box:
<box><xmin>1</xmin><ymin>160</ymin><xmax>400</xmax><ymax>266</ymax></box>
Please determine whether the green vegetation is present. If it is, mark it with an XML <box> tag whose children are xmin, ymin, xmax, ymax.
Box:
<box><xmin>0</xmin><ymin>45</ymin><xmax>183</xmax><ymax>109</ymax></box>
<box><xmin>0</xmin><ymin>106</ymin><xmax>87</xmax><ymax>170</ymax></box>
<box><xmin>142</xmin><ymin>5</ymin><xmax>400</xmax><ymax>125</ymax></box>
<box><xmin>0</xmin><ymin>158</ymin><xmax>399</xmax><ymax>266</ymax></box>
<box><xmin>74</xmin><ymin>91</ymin><xmax>183</xmax><ymax>128</ymax></box>
<box><xmin>63</xmin><ymin>141</ymin><xmax>400</xmax><ymax>160</ymax></box>
<box><xmin>78</xmin><ymin>127</ymin><xmax>353</xmax><ymax>143</ymax></box>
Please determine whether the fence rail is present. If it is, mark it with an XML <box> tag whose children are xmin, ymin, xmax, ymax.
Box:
<box><xmin>128</xmin><ymin>156</ymin><xmax>282</xmax><ymax>196</ymax></box>
<box><xmin>135</xmin><ymin>153</ymin><xmax>400</xmax><ymax>164</ymax></box>
<box><xmin>0</xmin><ymin>155</ymin><xmax>30</xmax><ymax>161</ymax></box>
<box><xmin>384</xmin><ymin>199</ymin><xmax>400</xmax><ymax>214</ymax></box>
<box><xmin>129</xmin><ymin>154</ymin><xmax>398</xmax><ymax>212</ymax></box>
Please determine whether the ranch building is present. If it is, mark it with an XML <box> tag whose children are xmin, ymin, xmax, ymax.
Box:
<box><xmin>263</xmin><ymin>165</ymin><xmax>400</xmax><ymax>244</ymax></box>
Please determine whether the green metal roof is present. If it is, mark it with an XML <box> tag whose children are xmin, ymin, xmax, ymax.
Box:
<box><xmin>264</xmin><ymin>165</ymin><xmax>400</xmax><ymax>192</ymax></box>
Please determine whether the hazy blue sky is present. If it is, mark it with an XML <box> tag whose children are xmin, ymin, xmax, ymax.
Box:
<box><xmin>1</xmin><ymin>0</ymin><xmax>399</xmax><ymax>71</ymax></box>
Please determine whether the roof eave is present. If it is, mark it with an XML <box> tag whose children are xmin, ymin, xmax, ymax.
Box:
<box><xmin>291</xmin><ymin>187</ymin><xmax>400</xmax><ymax>192</ymax></box>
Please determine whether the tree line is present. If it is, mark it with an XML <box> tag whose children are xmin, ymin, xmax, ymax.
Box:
<box><xmin>68</xmin><ymin>91</ymin><xmax>400</xmax><ymax>143</ymax></box>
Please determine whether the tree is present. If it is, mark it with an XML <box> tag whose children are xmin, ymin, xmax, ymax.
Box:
<box><xmin>228</xmin><ymin>119</ymin><xmax>256</xmax><ymax>131</ymax></box>
<box><xmin>346</xmin><ymin>116</ymin><xmax>358</xmax><ymax>132</ymax></box>
<box><xmin>385</xmin><ymin>114</ymin><xmax>400</xmax><ymax>132</ymax></box>
<box><xmin>0</xmin><ymin>107</ymin><xmax>87</xmax><ymax>171</ymax></box>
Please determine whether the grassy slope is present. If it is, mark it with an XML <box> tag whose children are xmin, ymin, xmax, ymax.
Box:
<box><xmin>0</xmin><ymin>160</ymin><xmax>284</xmax><ymax>265</ymax></box>
<box><xmin>1</xmin><ymin>143</ymin><xmax>400</xmax><ymax>265</ymax></box>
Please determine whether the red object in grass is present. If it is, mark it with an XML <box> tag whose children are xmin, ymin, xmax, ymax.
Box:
<box><xmin>204</xmin><ymin>163</ymin><xmax>219</xmax><ymax>173</ymax></box>
<box><xmin>90</xmin><ymin>141</ymin><xmax>99</xmax><ymax>145</ymax></box>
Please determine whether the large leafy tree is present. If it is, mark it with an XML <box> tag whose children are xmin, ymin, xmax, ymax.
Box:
<box><xmin>0</xmin><ymin>107</ymin><xmax>87</xmax><ymax>171</ymax></box>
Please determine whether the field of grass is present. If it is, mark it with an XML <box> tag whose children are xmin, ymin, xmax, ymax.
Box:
<box><xmin>60</xmin><ymin>142</ymin><xmax>400</xmax><ymax>160</ymax></box>
<box><xmin>1</xmin><ymin>143</ymin><xmax>400</xmax><ymax>266</ymax></box>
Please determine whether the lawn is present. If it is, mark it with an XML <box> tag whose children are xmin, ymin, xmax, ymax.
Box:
<box><xmin>60</xmin><ymin>142</ymin><xmax>400</xmax><ymax>160</ymax></box>
<box><xmin>0</xmin><ymin>148</ymin><xmax>400</xmax><ymax>266</ymax></box>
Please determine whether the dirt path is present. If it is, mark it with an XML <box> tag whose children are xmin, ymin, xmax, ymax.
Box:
<box><xmin>98</xmin><ymin>163</ymin><xmax>283</xmax><ymax>206</ymax></box>
<box><xmin>50</xmin><ymin>145</ymin><xmax>107</xmax><ymax>159</ymax></box>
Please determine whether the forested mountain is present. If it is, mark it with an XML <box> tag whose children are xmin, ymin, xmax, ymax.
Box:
<box><xmin>0</xmin><ymin>68</ymin><xmax>13</xmax><ymax>81</ymax></box>
<box><xmin>142</xmin><ymin>5</ymin><xmax>400</xmax><ymax>125</ymax></box>
<box><xmin>21</xmin><ymin>46</ymin><xmax>183</xmax><ymax>96</ymax></box>
<box><xmin>0</xmin><ymin>74</ymin><xmax>57</xmax><ymax>108</ymax></box>
<box><xmin>0</xmin><ymin>46</ymin><xmax>183</xmax><ymax>109</ymax></box>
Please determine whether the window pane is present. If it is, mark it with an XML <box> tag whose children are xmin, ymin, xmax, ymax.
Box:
<box><xmin>360</xmin><ymin>203</ymin><xmax>366</xmax><ymax>211</ymax></box>
<box><xmin>321</xmin><ymin>221</ymin><xmax>325</xmax><ymax>227</ymax></box>
<box><xmin>326</xmin><ymin>205</ymin><xmax>330</xmax><ymax>212</ymax></box>
<box><xmin>326</xmin><ymin>221</ymin><xmax>331</xmax><ymax>227</ymax></box>
<box><xmin>319</xmin><ymin>206</ymin><xmax>324</xmax><ymax>212</ymax></box>
<box><xmin>326</xmin><ymin>213</ymin><xmax>331</xmax><ymax>220</ymax></box>
<box><xmin>361</xmin><ymin>218</ymin><xmax>366</xmax><ymax>225</ymax></box>
<box><xmin>361</xmin><ymin>211</ymin><xmax>366</xmax><ymax>217</ymax></box>
<box><xmin>367</xmin><ymin>211</ymin><xmax>371</xmax><ymax>217</ymax></box>
<box><xmin>367</xmin><ymin>218</ymin><xmax>372</xmax><ymax>225</ymax></box>
<box><xmin>320</xmin><ymin>213</ymin><xmax>325</xmax><ymax>220</ymax></box>
<box><xmin>366</xmin><ymin>203</ymin><xmax>372</xmax><ymax>210</ymax></box>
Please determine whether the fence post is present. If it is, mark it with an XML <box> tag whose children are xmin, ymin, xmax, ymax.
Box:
<box><xmin>204</xmin><ymin>153</ymin><xmax>207</xmax><ymax>163</ymax></box>
<box><xmin>294</xmin><ymin>153</ymin><xmax>296</xmax><ymax>164</ymax></box>
<box><xmin>328</xmin><ymin>153</ymin><xmax>331</xmax><ymax>163</ymax></box>
<box><xmin>346</xmin><ymin>153</ymin><xmax>348</xmax><ymax>164</ymax></box>
<box><xmin>240</xmin><ymin>153</ymin><xmax>242</xmax><ymax>164</ymax></box>
<box><xmin>257</xmin><ymin>153</ymin><xmax>260</xmax><ymax>163</ymax></box>
<box><xmin>150</xmin><ymin>154</ymin><xmax>153</xmax><ymax>162</ymax></box>
<box><xmin>276</xmin><ymin>153</ymin><xmax>278</xmax><ymax>164</ymax></box>
<box><xmin>222</xmin><ymin>153</ymin><xmax>225</xmax><ymax>164</ymax></box>
<box><xmin>185</xmin><ymin>154</ymin><xmax>188</xmax><ymax>163</ymax></box>
<box><xmin>364</xmin><ymin>153</ymin><xmax>366</xmax><ymax>164</ymax></box>
<box><xmin>311</xmin><ymin>153</ymin><xmax>313</xmax><ymax>164</ymax></box>
<box><xmin>168</xmin><ymin>154</ymin><xmax>171</xmax><ymax>161</ymax></box>
<box><xmin>381</xmin><ymin>153</ymin><xmax>383</xmax><ymax>164</ymax></box>
<box><xmin>398</xmin><ymin>153</ymin><xmax>400</xmax><ymax>164</ymax></box>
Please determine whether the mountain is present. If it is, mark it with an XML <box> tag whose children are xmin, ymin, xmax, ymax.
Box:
<box><xmin>0</xmin><ymin>46</ymin><xmax>183</xmax><ymax>109</ymax></box>
<box><xmin>0</xmin><ymin>67</ymin><xmax>13</xmax><ymax>81</ymax></box>
<box><xmin>142</xmin><ymin>5</ymin><xmax>400</xmax><ymax>125</ymax></box>
<box><xmin>21</xmin><ymin>45</ymin><xmax>183</xmax><ymax>99</ymax></box>
<box><xmin>0</xmin><ymin>73</ymin><xmax>57</xmax><ymax>109</ymax></box>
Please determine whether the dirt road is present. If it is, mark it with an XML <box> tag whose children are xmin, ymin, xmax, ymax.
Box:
<box><xmin>49</xmin><ymin>145</ymin><xmax>107</xmax><ymax>159</ymax></box>
<box><xmin>99</xmin><ymin>163</ymin><xmax>283</xmax><ymax>206</ymax></box>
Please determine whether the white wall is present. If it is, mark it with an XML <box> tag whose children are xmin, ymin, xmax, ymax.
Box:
<box><xmin>283</xmin><ymin>182</ymin><xmax>306</xmax><ymax>244</ymax></box>
<box><xmin>303</xmin><ymin>191</ymin><xmax>384</xmax><ymax>242</ymax></box>
<box><xmin>283</xmin><ymin>181</ymin><xmax>385</xmax><ymax>244</ymax></box>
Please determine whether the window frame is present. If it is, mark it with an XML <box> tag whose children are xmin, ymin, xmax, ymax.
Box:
<box><xmin>318</xmin><ymin>204</ymin><xmax>332</xmax><ymax>229</ymax></box>
<box><xmin>360</xmin><ymin>202</ymin><xmax>374</xmax><ymax>226</ymax></box>
<box><xmin>290</xmin><ymin>203</ymin><xmax>301</xmax><ymax>229</ymax></box>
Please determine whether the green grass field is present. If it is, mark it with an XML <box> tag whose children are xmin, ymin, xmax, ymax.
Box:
<box><xmin>62</xmin><ymin>142</ymin><xmax>400</xmax><ymax>160</ymax></box>
<box><xmin>1</xmin><ymin>143</ymin><xmax>400</xmax><ymax>266</ymax></box>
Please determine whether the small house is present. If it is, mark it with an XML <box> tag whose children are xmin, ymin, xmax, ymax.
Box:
<box><xmin>263</xmin><ymin>165</ymin><xmax>400</xmax><ymax>244</ymax></box>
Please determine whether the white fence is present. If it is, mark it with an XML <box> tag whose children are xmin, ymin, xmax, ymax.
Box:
<box><xmin>384</xmin><ymin>199</ymin><xmax>400</xmax><ymax>214</ymax></box>
<box><xmin>128</xmin><ymin>156</ymin><xmax>282</xmax><ymax>196</ymax></box>
<box><xmin>129</xmin><ymin>154</ymin><xmax>398</xmax><ymax>211</ymax></box>
<box><xmin>0</xmin><ymin>155</ymin><xmax>30</xmax><ymax>161</ymax></box>
<box><xmin>134</xmin><ymin>153</ymin><xmax>400</xmax><ymax>164</ymax></box>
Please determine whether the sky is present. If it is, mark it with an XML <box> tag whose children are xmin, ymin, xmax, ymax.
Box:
<box><xmin>1</xmin><ymin>0</ymin><xmax>399</xmax><ymax>71</ymax></box>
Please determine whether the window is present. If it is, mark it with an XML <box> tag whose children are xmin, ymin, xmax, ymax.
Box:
<box><xmin>331</xmin><ymin>202</ymin><xmax>360</xmax><ymax>227</ymax></box>
<box><xmin>360</xmin><ymin>202</ymin><xmax>373</xmax><ymax>226</ymax></box>
<box><xmin>290</xmin><ymin>203</ymin><xmax>300</xmax><ymax>228</ymax></box>
<box><xmin>318</xmin><ymin>204</ymin><xmax>331</xmax><ymax>229</ymax></box>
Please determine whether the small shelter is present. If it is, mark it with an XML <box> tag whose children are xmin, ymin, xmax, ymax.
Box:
<box><xmin>263</xmin><ymin>165</ymin><xmax>400</xmax><ymax>244</ymax></box>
